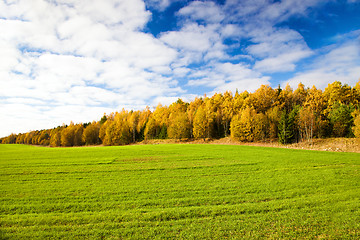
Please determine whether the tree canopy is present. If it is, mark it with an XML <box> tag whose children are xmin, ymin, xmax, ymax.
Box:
<box><xmin>2</xmin><ymin>81</ymin><xmax>360</xmax><ymax>146</ymax></box>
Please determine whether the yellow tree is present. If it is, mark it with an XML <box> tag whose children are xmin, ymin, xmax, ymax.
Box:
<box><xmin>324</xmin><ymin>81</ymin><xmax>352</xmax><ymax>107</ymax></box>
<box><xmin>38</xmin><ymin>130</ymin><xmax>50</xmax><ymax>146</ymax></box>
<box><xmin>104</xmin><ymin>111</ymin><xmax>132</xmax><ymax>145</ymax></box>
<box><xmin>248</xmin><ymin>85</ymin><xmax>277</xmax><ymax>113</ymax></box>
<box><xmin>24</xmin><ymin>131</ymin><xmax>35</xmax><ymax>145</ymax></box>
<box><xmin>187</xmin><ymin>97</ymin><xmax>204</xmax><ymax>138</ymax></box>
<box><xmin>293</xmin><ymin>82</ymin><xmax>308</xmax><ymax>106</ymax></box>
<box><xmin>169</xmin><ymin>98</ymin><xmax>188</xmax><ymax>115</ymax></box>
<box><xmin>211</xmin><ymin>93</ymin><xmax>225</xmax><ymax>138</ymax></box>
<box><xmin>16</xmin><ymin>133</ymin><xmax>26</xmax><ymax>144</ymax></box>
<box><xmin>167</xmin><ymin>112</ymin><xmax>191</xmax><ymax>139</ymax></box>
<box><xmin>233</xmin><ymin>90</ymin><xmax>249</xmax><ymax>115</ymax></box>
<box><xmin>152</xmin><ymin>104</ymin><xmax>170</xmax><ymax>139</ymax></box>
<box><xmin>73</xmin><ymin>124</ymin><xmax>84</xmax><ymax>146</ymax></box>
<box><xmin>153</xmin><ymin>104</ymin><xmax>170</xmax><ymax>127</ymax></box>
<box><xmin>222</xmin><ymin>91</ymin><xmax>233</xmax><ymax>137</ymax></box>
<box><xmin>304</xmin><ymin>86</ymin><xmax>328</xmax><ymax>137</ymax></box>
<box><xmin>50</xmin><ymin>127</ymin><xmax>62</xmax><ymax>147</ymax></box>
<box><xmin>352</xmin><ymin>80</ymin><xmax>360</xmax><ymax>106</ymax></box>
<box><xmin>144</xmin><ymin>116</ymin><xmax>159</xmax><ymax>140</ymax></box>
<box><xmin>252</xmin><ymin>113</ymin><xmax>269</xmax><ymax>141</ymax></box>
<box><xmin>61</xmin><ymin>122</ymin><xmax>83</xmax><ymax>146</ymax></box>
<box><xmin>353</xmin><ymin>110</ymin><xmax>360</xmax><ymax>138</ymax></box>
<box><xmin>4</xmin><ymin>134</ymin><xmax>16</xmax><ymax>144</ymax></box>
<box><xmin>277</xmin><ymin>83</ymin><xmax>294</xmax><ymax>111</ymax></box>
<box><xmin>99</xmin><ymin>117</ymin><xmax>112</xmax><ymax>145</ymax></box>
<box><xmin>298</xmin><ymin>106</ymin><xmax>316</xmax><ymax>142</ymax></box>
<box><xmin>265</xmin><ymin>106</ymin><xmax>282</xmax><ymax>140</ymax></box>
<box><xmin>204</xmin><ymin>97</ymin><xmax>216</xmax><ymax>138</ymax></box>
<box><xmin>83</xmin><ymin>121</ymin><xmax>100</xmax><ymax>145</ymax></box>
<box><xmin>193</xmin><ymin>105</ymin><xmax>208</xmax><ymax>139</ymax></box>
<box><xmin>128</xmin><ymin>111</ymin><xmax>140</xmax><ymax>143</ymax></box>
<box><xmin>230</xmin><ymin>107</ymin><xmax>256</xmax><ymax>142</ymax></box>
<box><xmin>137</xmin><ymin>106</ymin><xmax>151</xmax><ymax>141</ymax></box>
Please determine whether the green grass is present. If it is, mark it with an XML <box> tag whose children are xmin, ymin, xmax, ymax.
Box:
<box><xmin>0</xmin><ymin>144</ymin><xmax>359</xmax><ymax>239</ymax></box>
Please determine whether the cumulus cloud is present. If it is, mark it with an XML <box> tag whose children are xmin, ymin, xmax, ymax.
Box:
<box><xmin>177</xmin><ymin>1</ymin><xmax>225</xmax><ymax>23</ymax></box>
<box><xmin>0</xmin><ymin>0</ymin><xmax>183</xmax><ymax>137</ymax></box>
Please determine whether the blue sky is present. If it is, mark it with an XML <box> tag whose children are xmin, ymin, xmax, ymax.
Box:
<box><xmin>0</xmin><ymin>0</ymin><xmax>360</xmax><ymax>137</ymax></box>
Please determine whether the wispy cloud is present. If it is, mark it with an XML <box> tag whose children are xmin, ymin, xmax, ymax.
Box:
<box><xmin>285</xmin><ymin>31</ymin><xmax>360</xmax><ymax>89</ymax></box>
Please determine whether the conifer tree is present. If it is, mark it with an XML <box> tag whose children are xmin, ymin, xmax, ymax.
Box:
<box><xmin>278</xmin><ymin>108</ymin><xmax>299</xmax><ymax>144</ymax></box>
<box><xmin>329</xmin><ymin>102</ymin><xmax>354</xmax><ymax>137</ymax></box>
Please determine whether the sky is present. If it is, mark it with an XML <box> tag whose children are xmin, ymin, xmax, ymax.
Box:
<box><xmin>0</xmin><ymin>0</ymin><xmax>360</xmax><ymax>137</ymax></box>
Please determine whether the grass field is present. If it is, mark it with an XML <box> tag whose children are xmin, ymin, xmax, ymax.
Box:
<box><xmin>0</xmin><ymin>144</ymin><xmax>359</xmax><ymax>239</ymax></box>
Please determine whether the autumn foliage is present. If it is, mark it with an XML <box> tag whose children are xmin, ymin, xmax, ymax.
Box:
<box><xmin>2</xmin><ymin>81</ymin><xmax>360</xmax><ymax>146</ymax></box>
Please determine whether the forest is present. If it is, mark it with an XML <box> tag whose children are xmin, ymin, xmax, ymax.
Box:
<box><xmin>1</xmin><ymin>81</ymin><xmax>360</xmax><ymax>146</ymax></box>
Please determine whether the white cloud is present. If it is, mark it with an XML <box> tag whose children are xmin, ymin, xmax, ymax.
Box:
<box><xmin>177</xmin><ymin>1</ymin><xmax>224</xmax><ymax>23</ymax></box>
<box><xmin>0</xmin><ymin>0</ymin><xmax>186</xmax><ymax>137</ymax></box>
<box><xmin>161</xmin><ymin>23</ymin><xmax>216</xmax><ymax>52</ymax></box>
<box><xmin>254</xmin><ymin>50</ymin><xmax>313</xmax><ymax>73</ymax></box>
<box><xmin>285</xmin><ymin>37</ymin><xmax>360</xmax><ymax>89</ymax></box>
<box><xmin>247</xmin><ymin>28</ymin><xmax>307</xmax><ymax>57</ymax></box>
<box><xmin>57</xmin><ymin>0</ymin><xmax>151</xmax><ymax>29</ymax></box>
<box><xmin>145</xmin><ymin>0</ymin><xmax>182</xmax><ymax>11</ymax></box>
<box><xmin>224</xmin><ymin>0</ymin><xmax>325</xmax><ymax>24</ymax></box>
<box><xmin>246</xmin><ymin>27</ymin><xmax>313</xmax><ymax>73</ymax></box>
<box><xmin>187</xmin><ymin>62</ymin><xmax>269</xmax><ymax>93</ymax></box>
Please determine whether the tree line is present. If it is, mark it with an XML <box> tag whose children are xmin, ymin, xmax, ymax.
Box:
<box><xmin>2</xmin><ymin>81</ymin><xmax>360</xmax><ymax>146</ymax></box>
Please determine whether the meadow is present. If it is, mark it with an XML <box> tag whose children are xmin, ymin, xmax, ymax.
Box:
<box><xmin>0</xmin><ymin>144</ymin><xmax>359</xmax><ymax>239</ymax></box>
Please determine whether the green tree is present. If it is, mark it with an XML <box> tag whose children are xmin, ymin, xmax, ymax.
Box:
<box><xmin>278</xmin><ymin>107</ymin><xmax>299</xmax><ymax>144</ymax></box>
<box><xmin>329</xmin><ymin>102</ymin><xmax>354</xmax><ymax>137</ymax></box>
